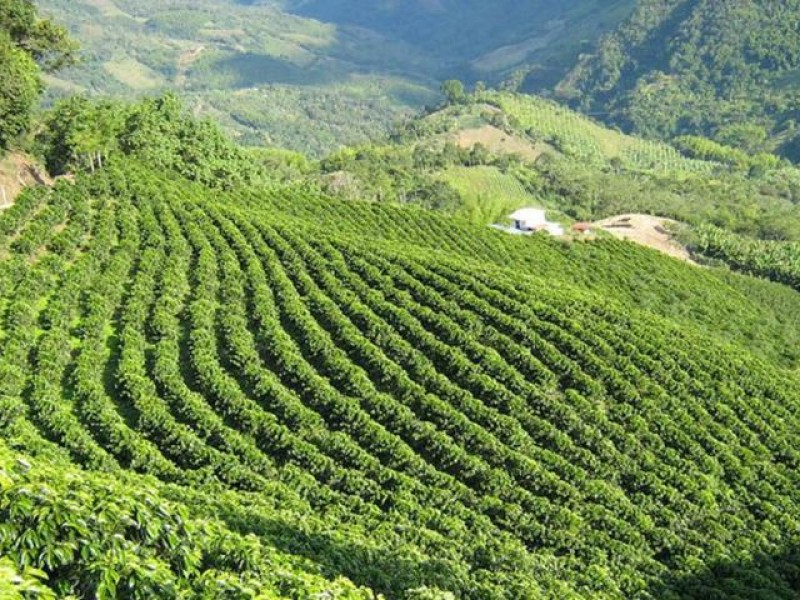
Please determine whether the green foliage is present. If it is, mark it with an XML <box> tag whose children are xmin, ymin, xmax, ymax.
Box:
<box><xmin>291</xmin><ymin>0</ymin><xmax>634</xmax><ymax>87</ymax></box>
<box><xmin>318</xmin><ymin>144</ymin><xmax>463</xmax><ymax>211</ymax></box>
<box><xmin>0</xmin><ymin>441</ymin><xmax>376</xmax><ymax>598</ymax></box>
<box><xmin>37</xmin><ymin>95</ymin><xmax>123</xmax><ymax>174</ymax></box>
<box><xmin>4</xmin><ymin>160</ymin><xmax>800</xmax><ymax>598</ymax></box>
<box><xmin>715</xmin><ymin>122</ymin><xmax>771</xmax><ymax>155</ymax></box>
<box><xmin>0</xmin><ymin>36</ymin><xmax>40</xmax><ymax>148</ymax></box>
<box><xmin>440</xmin><ymin>80</ymin><xmax>467</xmax><ymax>106</ymax></box>
<box><xmin>201</xmin><ymin>79</ymin><xmax>437</xmax><ymax>156</ymax></box>
<box><xmin>118</xmin><ymin>94</ymin><xmax>265</xmax><ymax>189</ymax></box>
<box><xmin>480</xmin><ymin>91</ymin><xmax>716</xmax><ymax>173</ymax></box>
<box><xmin>319</xmin><ymin>92</ymin><xmax>800</xmax><ymax>238</ymax></box>
<box><xmin>439</xmin><ymin>165</ymin><xmax>539</xmax><ymax>225</ymax></box>
<box><xmin>7</xmin><ymin>7</ymin><xmax>800</xmax><ymax>597</ymax></box>
<box><xmin>35</xmin><ymin>0</ymin><xmax>442</xmax><ymax>155</ymax></box>
<box><xmin>694</xmin><ymin>224</ymin><xmax>800</xmax><ymax>290</ymax></box>
<box><xmin>35</xmin><ymin>0</ymin><xmax>637</xmax><ymax>155</ymax></box>
<box><xmin>0</xmin><ymin>0</ymin><xmax>74</xmax><ymax>150</ymax></box>
<box><xmin>0</xmin><ymin>0</ymin><xmax>75</xmax><ymax>71</ymax></box>
<box><xmin>560</xmin><ymin>0</ymin><xmax>800</xmax><ymax>156</ymax></box>
<box><xmin>37</xmin><ymin>94</ymin><xmax>267</xmax><ymax>189</ymax></box>
<box><xmin>247</xmin><ymin>147</ymin><xmax>312</xmax><ymax>183</ymax></box>
<box><xmin>673</xmin><ymin>136</ymin><xmax>782</xmax><ymax>172</ymax></box>
<box><xmin>0</xmin><ymin>557</ymin><xmax>54</xmax><ymax>599</ymax></box>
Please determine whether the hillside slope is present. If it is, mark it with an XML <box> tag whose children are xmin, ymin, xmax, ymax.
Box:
<box><xmin>558</xmin><ymin>0</ymin><xmax>800</xmax><ymax>156</ymax></box>
<box><xmin>3</xmin><ymin>161</ymin><xmax>800</xmax><ymax>597</ymax></box>
<box><xmin>317</xmin><ymin>91</ymin><xmax>800</xmax><ymax>240</ymax></box>
<box><xmin>36</xmin><ymin>0</ymin><xmax>439</xmax><ymax>154</ymax></box>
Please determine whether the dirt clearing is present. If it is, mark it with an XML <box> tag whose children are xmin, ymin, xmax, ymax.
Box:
<box><xmin>0</xmin><ymin>153</ymin><xmax>52</xmax><ymax>210</ymax></box>
<box><xmin>594</xmin><ymin>214</ymin><xmax>696</xmax><ymax>264</ymax></box>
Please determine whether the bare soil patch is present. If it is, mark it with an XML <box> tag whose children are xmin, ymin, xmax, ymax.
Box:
<box><xmin>453</xmin><ymin>125</ymin><xmax>546</xmax><ymax>163</ymax></box>
<box><xmin>594</xmin><ymin>213</ymin><xmax>696</xmax><ymax>264</ymax></box>
<box><xmin>0</xmin><ymin>153</ymin><xmax>53</xmax><ymax>210</ymax></box>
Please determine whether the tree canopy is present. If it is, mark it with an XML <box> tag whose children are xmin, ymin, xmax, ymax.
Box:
<box><xmin>0</xmin><ymin>0</ymin><xmax>75</xmax><ymax>149</ymax></box>
<box><xmin>558</xmin><ymin>0</ymin><xmax>800</xmax><ymax>157</ymax></box>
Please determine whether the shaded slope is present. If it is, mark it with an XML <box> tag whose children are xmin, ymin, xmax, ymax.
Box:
<box><xmin>36</xmin><ymin>0</ymin><xmax>439</xmax><ymax>154</ymax></box>
<box><xmin>37</xmin><ymin>0</ymin><xmax>636</xmax><ymax>153</ymax></box>
<box><xmin>289</xmin><ymin>0</ymin><xmax>637</xmax><ymax>89</ymax></box>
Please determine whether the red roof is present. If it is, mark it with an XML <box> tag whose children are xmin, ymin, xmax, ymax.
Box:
<box><xmin>572</xmin><ymin>222</ymin><xmax>592</xmax><ymax>232</ymax></box>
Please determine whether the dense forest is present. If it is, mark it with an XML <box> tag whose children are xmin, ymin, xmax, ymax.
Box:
<box><xmin>558</xmin><ymin>0</ymin><xmax>800</xmax><ymax>158</ymax></box>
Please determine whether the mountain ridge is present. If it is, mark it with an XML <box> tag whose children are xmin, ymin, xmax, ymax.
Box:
<box><xmin>36</xmin><ymin>0</ymin><xmax>636</xmax><ymax>153</ymax></box>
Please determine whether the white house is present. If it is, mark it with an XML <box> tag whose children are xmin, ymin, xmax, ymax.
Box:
<box><xmin>506</xmin><ymin>208</ymin><xmax>565</xmax><ymax>236</ymax></box>
<box><xmin>509</xmin><ymin>208</ymin><xmax>547</xmax><ymax>231</ymax></box>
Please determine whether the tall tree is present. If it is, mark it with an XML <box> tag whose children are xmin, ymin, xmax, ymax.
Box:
<box><xmin>0</xmin><ymin>0</ymin><xmax>75</xmax><ymax>148</ymax></box>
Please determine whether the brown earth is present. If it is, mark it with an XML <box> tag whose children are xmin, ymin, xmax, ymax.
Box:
<box><xmin>0</xmin><ymin>153</ymin><xmax>53</xmax><ymax>210</ymax></box>
<box><xmin>594</xmin><ymin>213</ymin><xmax>696</xmax><ymax>264</ymax></box>
<box><xmin>453</xmin><ymin>125</ymin><xmax>547</xmax><ymax>163</ymax></box>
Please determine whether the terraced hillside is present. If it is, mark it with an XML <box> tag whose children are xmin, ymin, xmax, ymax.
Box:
<box><xmin>320</xmin><ymin>90</ymin><xmax>800</xmax><ymax>238</ymax></box>
<box><xmin>3</xmin><ymin>162</ymin><xmax>800</xmax><ymax>598</ymax></box>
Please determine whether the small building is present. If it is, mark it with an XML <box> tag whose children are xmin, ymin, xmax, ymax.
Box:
<box><xmin>571</xmin><ymin>222</ymin><xmax>593</xmax><ymax>234</ymax></box>
<box><xmin>505</xmin><ymin>208</ymin><xmax>565</xmax><ymax>237</ymax></box>
<box><xmin>509</xmin><ymin>208</ymin><xmax>547</xmax><ymax>232</ymax></box>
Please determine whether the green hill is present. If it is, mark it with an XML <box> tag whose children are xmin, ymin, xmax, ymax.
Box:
<box><xmin>288</xmin><ymin>0</ymin><xmax>636</xmax><ymax>86</ymax></box>
<box><xmin>557</xmin><ymin>0</ymin><xmax>800</xmax><ymax>158</ymax></box>
<box><xmin>35</xmin><ymin>0</ymin><xmax>440</xmax><ymax>155</ymax></box>
<box><xmin>314</xmin><ymin>91</ymin><xmax>800</xmax><ymax>239</ymax></box>
<box><xmin>3</xmin><ymin>157</ymin><xmax>800</xmax><ymax>597</ymax></box>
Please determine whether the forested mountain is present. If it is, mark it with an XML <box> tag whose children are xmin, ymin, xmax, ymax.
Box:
<box><xmin>37</xmin><ymin>0</ymin><xmax>800</xmax><ymax>159</ymax></box>
<box><xmin>558</xmin><ymin>0</ymin><xmax>800</xmax><ymax>158</ymax></box>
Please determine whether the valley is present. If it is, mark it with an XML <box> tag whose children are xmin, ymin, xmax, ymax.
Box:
<box><xmin>36</xmin><ymin>0</ymin><xmax>635</xmax><ymax>154</ymax></box>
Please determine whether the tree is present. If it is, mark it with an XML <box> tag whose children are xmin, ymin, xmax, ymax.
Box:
<box><xmin>468</xmin><ymin>143</ymin><xmax>490</xmax><ymax>166</ymax></box>
<box><xmin>0</xmin><ymin>0</ymin><xmax>75</xmax><ymax>150</ymax></box>
<box><xmin>441</xmin><ymin>79</ymin><xmax>467</xmax><ymax>106</ymax></box>
<box><xmin>0</xmin><ymin>0</ymin><xmax>76</xmax><ymax>71</ymax></box>
<box><xmin>0</xmin><ymin>34</ymin><xmax>40</xmax><ymax>147</ymax></box>
<box><xmin>38</xmin><ymin>96</ymin><xmax>125</xmax><ymax>174</ymax></box>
